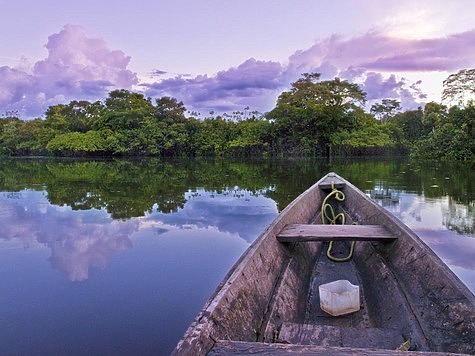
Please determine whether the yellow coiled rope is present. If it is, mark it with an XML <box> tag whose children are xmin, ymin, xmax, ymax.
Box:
<box><xmin>322</xmin><ymin>182</ymin><xmax>355</xmax><ymax>262</ymax></box>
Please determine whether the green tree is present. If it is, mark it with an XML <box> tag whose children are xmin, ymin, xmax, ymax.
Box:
<box><xmin>422</xmin><ymin>102</ymin><xmax>447</xmax><ymax>131</ymax></box>
<box><xmin>447</xmin><ymin>104</ymin><xmax>475</xmax><ymax>138</ymax></box>
<box><xmin>442</xmin><ymin>68</ymin><xmax>475</xmax><ymax>107</ymax></box>
<box><xmin>193</xmin><ymin>117</ymin><xmax>234</xmax><ymax>156</ymax></box>
<box><xmin>411</xmin><ymin>103</ymin><xmax>475</xmax><ymax>160</ymax></box>
<box><xmin>155</xmin><ymin>97</ymin><xmax>187</xmax><ymax>124</ymax></box>
<box><xmin>387</xmin><ymin>108</ymin><xmax>428</xmax><ymax>147</ymax></box>
<box><xmin>46</xmin><ymin>101</ymin><xmax>95</xmax><ymax>133</ymax></box>
<box><xmin>227</xmin><ymin>118</ymin><xmax>270</xmax><ymax>156</ymax></box>
<box><xmin>94</xmin><ymin>90</ymin><xmax>156</xmax><ymax>155</ymax></box>
<box><xmin>152</xmin><ymin>97</ymin><xmax>190</xmax><ymax>156</ymax></box>
<box><xmin>46</xmin><ymin>130</ymin><xmax>118</xmax><ymax>156</ymax></box>
<box><xmin>97</xmin><ymin>90</ymin><xmax>154</xmax><ymax>131</ymax></box>
<box><xmin>276</xmin><ymin>73</ymin><xmax>365</xmax><ymax>110</ymax></box>
<box><xmin>411</xmin><ymin>123</ymin><xmax>473</xmax><ymax>160</ymax></box>
<box><xmin>330</xmin><ymin>109</ymin><xmax>395</xmax><ymax>154</ymax></box>
<box><xmin>0</xmin><ymin>116</ymin><xmax>44</xmax><ymax>155</ymax></box>
<box><xmin>370</xmin><ymin>99</ymin><xmax>401</xmax><ymax>123</ymax></box>
<box><xmin>267</xmin><ymin>73</ymin><xmax>366</xmax><ymax>155</ymax></box>
<box><xmin>0</xmin><ymin>117</ymin><xmax>23</xmax><ymax>155</ymax></box>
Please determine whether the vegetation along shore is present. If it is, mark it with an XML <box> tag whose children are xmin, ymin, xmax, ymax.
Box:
<box><xmin>1</xmin><ymin>70</ymin><xmax>474</xmax><ymax>160</ymax></box>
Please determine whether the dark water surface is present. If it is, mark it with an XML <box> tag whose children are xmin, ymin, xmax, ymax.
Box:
<box><xmin>0</xmin><ymin>158</ymin><xmax>473</xmax><ymax>355</ymax></box>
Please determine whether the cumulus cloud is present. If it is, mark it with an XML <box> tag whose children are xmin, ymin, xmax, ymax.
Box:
<box><xmin>360</xmin><ymin>73</ymin><xmax>427</xmax><ymax>108</ymax></box>
<box><xmin>142</xmin><ymin>29</ymin><xmax>475</xmax><ymax>113</ymax></box>
<box><xmin>2</xmin><ymin>25</ymin><xmax>475</xmax><ymax>117</ymax></box>
<box><xmin>143</xmin><ymin>58</ymin><xmax>285</xmax><ymax>112</ymax></box>
<box><xmin>0</xmin><ymin>24</ymin><xmax>137</xmax><ymax>118</ymax></box>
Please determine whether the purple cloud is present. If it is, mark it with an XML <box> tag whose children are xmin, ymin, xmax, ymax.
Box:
<box><xmin>0</xmin><ymin>66</ymin><xmax>33</xmax><ymax>106</ymax></box>
<box><xmin>291</xmin><ymin>30</ymin><xmax>475</xmax><ymax>103</ymax></box>
<box><xmin>144</xmin><ymin>29</ymin><xmax>475</xmax><ymax>114</ymax></box>
<box><xmin>2</xmin><ymin>25</ymin><xmax>475</xmax><ymax>118</ymax></box>
<box><xmin>150</xmin><ymin>69</ymin><xmax>168</xmax><ymax>77</ymax></box>
<box><xmin>362</xmin><ymin>30</ymin><xmax>475</xmax><ymax>72</ymax></box>
<box><xmin>288</xmin><ymin>30</ymin><xmax>475</xmax><ymax>74</ymax></box>
<box><xmin>357</xmin><ymin>73</ymin><xmax>425</xmax><ymax>109</ymax></box>
<box><xmin>0</xmin><ymin>24</ymin><xmax>137</xmax><ymax>118</ymax></box>
<box><xmin>142</xmin><ymin>58</ymin><xmax>285</xmax><ymax>112</ymax></box>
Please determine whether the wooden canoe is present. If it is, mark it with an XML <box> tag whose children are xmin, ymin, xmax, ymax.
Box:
<box><xmin>173</xmin><ymin>173</ymin><xmax>474</xmax><ymax>355</ymax></box>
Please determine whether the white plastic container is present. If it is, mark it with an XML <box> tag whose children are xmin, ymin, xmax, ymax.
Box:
<box><xmin>319</xmin><ymin>280</ymin><xmax>360</xmax><ymax>316</ymax></box>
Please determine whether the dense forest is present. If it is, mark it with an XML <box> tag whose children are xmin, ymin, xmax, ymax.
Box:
<box><xmin>1</xmin><ymin>71</ymin><xmax>474</xmax><ymax>160</ymax></box>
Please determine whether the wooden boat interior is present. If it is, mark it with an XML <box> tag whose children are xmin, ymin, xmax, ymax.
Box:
<box><xmin>174</xmin><ymin>173</ymin><xmax>475</xmax><ymax>355</ymax></box>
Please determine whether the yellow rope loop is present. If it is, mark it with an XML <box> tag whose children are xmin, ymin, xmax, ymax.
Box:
<box><xmin>327</xmin><ymin>240</ymin><xmax>356</xmax><ymax>262</ymax></box>
<box><xmin>321</xmin><ymin>182</ymin><xmax>346</xmax><ymax>225</ymax></box>
<box><xmin>322</xmin><ymin>181</ymin><xmax>356</xmax><ymax>262</ymax></box>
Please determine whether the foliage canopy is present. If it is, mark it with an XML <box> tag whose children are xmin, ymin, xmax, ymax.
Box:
<box><xmin>1</xmin><ymin>71</ymin><xmax>474</xmax><ymax>160</ymax></box>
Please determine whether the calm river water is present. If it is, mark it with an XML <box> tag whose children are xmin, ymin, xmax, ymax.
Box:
<box><xmin>0</xmin><ymin>157</ymin><xmax>473</xmax><ymax>355</ymax></box>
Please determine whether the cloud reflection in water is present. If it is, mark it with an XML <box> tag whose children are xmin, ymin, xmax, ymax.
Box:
<box><xmin>0</xmin><ymin>190</ymin><xmax>138</xmax><ymax>281</ymax></box>
<box><xmin>381</xmin><ymin>192</ymin><xmax>475</xmax><ymax>292</ymax></box>
<box><xmin>145</xmin><ymin>188</ymin><xmax>278</xmax><ymax>243</ymax></box>
<box><xmin>0</xmin><ymin>187</ymin><xmax>278</xmax><ymax>281</ymax></box>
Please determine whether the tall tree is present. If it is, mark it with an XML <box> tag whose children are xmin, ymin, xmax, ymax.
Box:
<box><xmin>370</xmin><ymin>99</ymin><xmax>401</xmax><ymax>123</ymax></box>
<box><xmin>267</xmin><ymin>73</ymin><xmax>366</xmax><ymax>155</ymax></box>
<box><xmin>442</xmin><ymin>68</ymin><xmax>475</xmax><ymax>107</ymax></box>
<box><xmin>276</xmin><ymin>73</ymin><xmax>366</xmax><ymax>110</ymax></box>
<box><xmin>155</xmin><ymin>96</ymin><xmax>187</xmax><ymax>124</ymax></box>
<box><xmin>422</xmin><ymin>102</ymin><xmax>447</xmax><ymax>131</ymax></box>
<box><xmin>97</xmin><ymin>90</ymin><xmax>154</xmax><ymax>131</ymax></box>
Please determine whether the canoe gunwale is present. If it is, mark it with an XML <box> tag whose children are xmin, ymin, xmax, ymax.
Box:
<box><xmin>173</xmin><ymin>175</ymin><xmax>328</xmax><ymax>354</ymax></box>
<box><xmin>173</xmin><ymin>172</ymin><xmax>475</xmax><ymax>355</ymax></box>
<box><xmin>338</xmin><ymin>175</ymin><xmax>475</xmax><ymax>353</ymax></box>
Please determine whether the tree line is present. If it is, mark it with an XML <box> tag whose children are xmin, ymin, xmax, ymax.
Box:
<box><xmin>1</xmin><ymin>158</ymin><xmax>473</xmax><ymax>225</ymax></box>
<box><xmin>1</xmin><ymin>71</ymin><xmax>474</xmax><ymax>160</ymax></box>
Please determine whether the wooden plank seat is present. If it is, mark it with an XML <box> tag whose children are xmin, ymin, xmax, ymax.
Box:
<box><xmin>276</xmin><ymin>224</ymin><xmax>397</xmax><ymax>243</ymax></box>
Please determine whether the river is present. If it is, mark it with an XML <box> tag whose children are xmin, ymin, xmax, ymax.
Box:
<box><xmin>0</xmin><ymin>157</ymin><xmax>473</xmax><ymax>355</ymax></box>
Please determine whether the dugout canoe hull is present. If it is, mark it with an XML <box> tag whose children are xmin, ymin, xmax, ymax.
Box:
<box><xmin>173</xmin><ymin>172</ymin><xmax>474</xmax><ymax>355</ymax></box>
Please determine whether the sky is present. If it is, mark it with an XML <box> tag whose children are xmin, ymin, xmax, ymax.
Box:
<box><xmin>1</xmin><ymin>0</ymin><xmax>475</xmax><ymax>119</ymax></box>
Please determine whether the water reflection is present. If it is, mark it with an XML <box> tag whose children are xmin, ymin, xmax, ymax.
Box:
<box><xmin>443</xmin><ymin>198</ymin><xmax>474</xmax><ymax>234</ymax></box>
<box><xmin>0</xmin><ymin>186</ymin><xmax>278</xmax><ymax>281</ymax></box>
<box><xmin>0</xmin><ymin>157</ymin><xmax>473</xmax><ymax>355</ymax></box>
<box><xmin>370</xmin><ymin>190</ymin><xmax>475</xmax><ymax>292</ymax></box>
<box><xmin>0</xmin><ymin>190</ymin><xmax>137</xmax><ymax>281</ymax></box>
<box><xmin>139</xmin><ymin>187</ymin><xmax>278</xmax><ymax>244</ymax></box>
<box><xmin>368</xmin><ymin>189</ymin><xmax>474</xmax><ymax>236</ymax></box>
<box><xmin>367</xmin><ymin>186</ymin><xmax>400</xmax><ymax>206</ymax></box>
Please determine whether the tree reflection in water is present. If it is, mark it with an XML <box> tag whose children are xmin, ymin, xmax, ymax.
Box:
<box><xmin>0</xmin><ymin>157</ymin><xmax>473</xmax><ymax>355</ymax></box>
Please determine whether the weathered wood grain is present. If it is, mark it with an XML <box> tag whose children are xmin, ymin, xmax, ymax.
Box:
<box><xmin>318</xmin><ymin>173</ymin><xmax>346</xmax><ymax>190</ymax></box>
<box><xmin>173</xmin><ymin>172</ymin><xmax>475</xmax><ymax>356</ymax></box>
<box><xmin>276</xmin><ymin>224</ymin><xmax>397</xmax><ymax>242</ymax></box>
<box><xmin>278</xmin><ymin>323</ymin><xmax>402</xmax><ymax>349</ymax></box>
<box><xmin>208</xmin><ymin>340</ymin><xmax>459</xmax><ymax>355</ymax></box>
